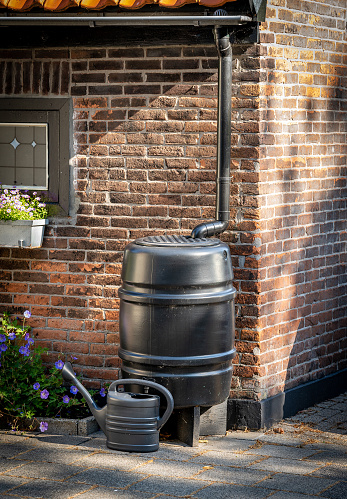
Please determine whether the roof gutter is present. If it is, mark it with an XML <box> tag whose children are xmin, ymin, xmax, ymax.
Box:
<box><xmin>0</xmin><ymin>15</ymin><xmax>252</xmax><ymax>27</ymax></box>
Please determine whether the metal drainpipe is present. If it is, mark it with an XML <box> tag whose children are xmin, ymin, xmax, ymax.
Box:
<box><xmin>191</xmin><ymin>25</ymin><xmax>232</xmax><ymax>239</ymax></box>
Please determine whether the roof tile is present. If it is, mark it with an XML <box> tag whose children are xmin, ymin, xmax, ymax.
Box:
<box><xmin>0</xmin><ymin>0</ymin><xmax>236</xmax><ymax>11</ymax></box>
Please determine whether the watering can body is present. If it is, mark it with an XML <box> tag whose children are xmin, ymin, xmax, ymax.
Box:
<box><xmin>62</xmin><ymin>362</ymin><xmax>174</xmax><ymax>452</ymax></box>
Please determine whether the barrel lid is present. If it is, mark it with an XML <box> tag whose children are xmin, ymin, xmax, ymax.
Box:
<box><xmin>136</xmin><ymin>235</ymin><xmax>219</xmax><ymax>247</ymax></box>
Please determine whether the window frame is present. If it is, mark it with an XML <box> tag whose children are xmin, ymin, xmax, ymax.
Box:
<box><xmin>0</xmin><ymin>98</ymin><xmax>71</xmax><ymax>215</ymax></box>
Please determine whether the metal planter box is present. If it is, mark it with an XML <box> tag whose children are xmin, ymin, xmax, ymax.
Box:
<box><xmin>0</xmin><ymin>219</ymin><xmax>48</xmax><ymax>248</ymax></box>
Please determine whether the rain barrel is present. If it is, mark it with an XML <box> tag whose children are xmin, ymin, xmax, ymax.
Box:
<box><xmin>118</xmin><ymin>234</ymin><xmax>237</xmax><ymax>408</ymax></box>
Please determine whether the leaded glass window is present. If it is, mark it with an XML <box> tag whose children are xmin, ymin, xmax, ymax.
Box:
<box><xmin>0</xmin><ymin>123</ymin><xmax>48</xmax><ymax>190</ymax></box>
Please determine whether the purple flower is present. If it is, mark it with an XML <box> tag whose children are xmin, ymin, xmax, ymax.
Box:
<box><xmin>0</xmin><ymin>334</ymin><xmax>6</xmax><ymax>343</ymax></box>
<box><xmin>27</xmin><ymin>338</ymin><xmax>34</xmax><ymax>346</ymax></box>
<box><xmin>19</xmin><ymin>346</ymin><xmax>30</xmax><ymax>356</ymax></box>
<box><xmin>63</xmin><ymin>395</ymin><xmax>70</xmax><ymax>404</ymax></box>
<box><xmin>39</xmin><ymin>422</ymin><xmax>48</xmax><ymax>432</ymax></box>
<box><xmin>1</xmin><ymin>344</ymin><xmax>8</xmax><ymax>352</ymax></box>
<box><xmin>33</xmin><ymin>382</ymin><xmax>40</xmax><ymax>390</ymax></box>
<box><xmin>24</xmin><ymin>310</ymin><xmax>31</xmax><ymax>319</ymax></box>
<box><xmin>70</xmin><ymin>386</ymin><xmax>78</xmax><ymax>394</ymax></box>
<box><xmin>55</xmin><ymin>360</ymin><xmax>64</xmax><ymax>370</ymax></box>
<box><xmin>100</xmin><ymin>388</ymin><xmax>106</xmax><ymax>398</ymax></box>
<box><xmin>71</xmin><ymin>356</ymin><xmax>77</xmax><ymax>360</ymax></box>
<box><xmin>24</xmin><ymin>332</ymin><xmax>30</xmax><ymax>341</ymax></box>
<box><xmin>40</xmin><ymin>389</ymin><xmax>49</xmax><ymax>400</ymax></box>
<box><xmin>8</xmin><ymin>332</ymin><xmax>16</xmax><ymax>340</ymax></box>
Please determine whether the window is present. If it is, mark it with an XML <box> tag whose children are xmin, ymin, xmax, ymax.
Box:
<box><xmin>0</xmin><ymin>98</ymin><xmax>71</xmax><ymax>214</ymax></box>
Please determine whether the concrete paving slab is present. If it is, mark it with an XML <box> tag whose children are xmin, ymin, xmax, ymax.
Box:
<box><xmin>190</xmin><ymin>449</ymin><xmax>261</xmax><ymax>467</ymax></box>
<box><xmin>258</xmin><ymin>472</ymin><xmax>337</xmax><ymax>494</ymax></box>
<box><xmin>78</xmin><ymin>437</ymin><xmax>109</xmax><ymax>450</ymax></box>
<box><xmin>74</xmin><ymin>452</ymin><xmax>154</xmax><ymax>471</ymax></box>
<box><xmin>0</xmin><ymin>457</ymin><xmax>29</xmax><ymax>472</ymax></box>
<box><xmin>268</xmin><ymin>492</ymin><xmax>329</xmax><ymax>499</ymax></box>
<box><xmin>249</xmin><ymin>457</ymin><xmax>325</xmax><ymax>474</ymax></box>
<box><xmin>309</xmin><ymin>464</ymin><xmax>347</xmax><ymax>481</ymax></box>
<box><xmin>68</xmin><ymin>468</ymin><xmax>151</xmax><ymax>488</ymax></box>
<box><xmin>9</xmin><ymin>446</ymin><xmax>98</xmax><ymax>464</ymax></box>
<box><xmin>133</xmin><ymin>458</ymin><xmax>205</xmax><ymax>478</ymax></box>
<box><xmin>3</xmin><ymin>461</ymin><xmax>88</xmax><ymax>481</ymax></box>
<box><xmin>244</xmin><ymin>443</ymin><xmax>318</xmax><ymax>460</ymax></box>
<box><xmin>304</xmin><ymin>449</ymin><xmax>347</xmax><ymax>465</ymax></box>
<box><xmin>192</xmin><ymin>483</ymin><xmax>272</xmax><ymax>499</ymax></box>
<box><xmin>196</xmin><ymin>435</ymin><xmax>259</xmax><ymax>452</ymax></box>
<box><xmin>76</xmin><ymin>487</ymin><xmax>154</xmax><ymax>499</ymax></box>
<box><xmin>33</xmin><ymin>434</ymin><xmax>90</xmax><ymax>446</ymax></box>
<box><xmin>257</xmin><ymin>434</ymin><xmax>306</xmax><ymax>446</ymax></box>
<box><xmin>0</xmin><ymin>442</ymin><xmax>37</xmax><ymax>458</ymax></box>
<box><xmin>196</xmin><ymin>465</ymin><xmax>272</xmax><ymax>485</ymax></box>
<box><xmin>127</xmin><ymin>475</ymin><xmax>209</xmax><ymax>496</ymax></box>
<box><xmin>0</xmin><ymin>475</ymin><xmax>33</xmax><ymax>495</ymax></box>
<box><xmin>10</xmin><ymin>479</ymin><xmax>94</xmax><ymax>499</ymax></box>
<box><xmin>149</xmin><ymin>441</ymin><xmax>202</xmax><ymax>461</ymax></box>
<box><xmin>319</xmin><ymin>481</ymin><xmax>347</xmax><ymax>499</ymax></box>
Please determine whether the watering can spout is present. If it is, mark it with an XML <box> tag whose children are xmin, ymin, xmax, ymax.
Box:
<box><xmin>62</xmin><ymin>362</ymin><xmax>107</xmax><ymax>434</ymax></box>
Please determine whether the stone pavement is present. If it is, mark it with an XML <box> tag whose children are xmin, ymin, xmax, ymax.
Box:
<box><xmin>0</xmin><ymin>392</ymin><xmax>346</xmax><ymax>499</ymax></box>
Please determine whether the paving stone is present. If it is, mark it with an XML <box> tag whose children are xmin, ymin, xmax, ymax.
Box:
<box><xmin>9</xmin><ymin>446</ymin><xmax>97</xmax><ymax>464</ymax></box>
<box><xmin>0</xmin><ymin>457</ymin><xmax>28</xmax><ymax>472</ymax></box>
<box><xmin>74</xmin><ymin>452</ymin><xmax>154</xmax><ymax>471</ymax></box>
<box><xmin>244</xmin><ymin>444</ymin><xmax>317</xmax><ymax>460</ymax></box>
<box><xmin>78</xmin><ymin>437</ymin><xmax>109</xmax><ymax>450</ymax></box>
<box><xmin>319</xmin><ymin>482</ymin><xmax>347</xmax><ymax>499</ymax></box>
<box><xmin>192</xmin><ymin>483</ymin><xmax>272</xmax><ymax>499</ymax></box>
<box><xmin>0</xmin><ymin>433</ymin><xmax>37</xmax><ymax>444</ymax></box>
<box><xmin>225</xmin><ymin>431</ymin><xmax>268</xmax><ymax>441</ymax></box>
<box><xmin>133</xmin><ymin>458</ymin><xmax>205</xmax><ymax>478</ymax></box>
<box><xmin>249</xmin><ymin>457</ymin><xmax>325</xmax><ymax>474</ymax></box>
<box><xmin>68</xmin><ymin>468</ymin><xmax>150</xmax><ymax>488</ymax></box>
<box><xmin>11</xmin><ymin>479</ymin><xmax>93</xmax><ymax>499</ymax></box>
<box><xmin>190</xmin><ymin>449</ymin><xmax>260</xmax><ymax>467</ymax></box>
<box><xmin>196</xmin><ymin>465</ymin><xmax>271</xmax><ymax>485</ymax></box>
<box><xmin>305</xmin><ymin>449</ymin><xmax>347</xmax><ymax>465</ymax></box>
<box><xmin>128</xmin><ymin>475</ymin><xmax>209</xmax><ymax>496</ymax></box>
<box><xmin>3</xmin><ymin>461</ymin><xmax>88</xmax><ymax>481</ymax></box>
<box><xmin>258</xmin><ymin>472</ymin><xmax>336</xmax><ymax>494</ymax></box>
<box><xmin>34</xmin><ymin>434</ymin><xmax>90</xmax><ymax>446</ymax></box>
<box><xmin>197</xmin><ymin>435</ymin><xmax>259</xmax><ymax>452</ymax></box>
<box><xmin>268</xmin><ymin>492</ymin><xmax>329</xmax><ymax>499</ymax></box>
<box><xmin>151</xmin><ymin>441</ymin><xmax>202</xmax><ymax>461</ymax></box>
<box><xmin>0</xmin><ymin>475</ymin><xmax>32</xmax><ymax>494</ymax></box>
<box><xmin>310</xmin><ymin>464</ymin><xmax>347</xmax><ymax>481</ymax></box>
<box><xmin>257</xmin><ymin>434</ymin><xmax>305</xmax><ymax>446</ymax></box>
<box><xmin>77</xmin><ymin>487</ymin><xmax>154</xmax><ymax>499</ymax></box>
<box><xmin>0</xmin><ymin>442</ymin><xmax>37</xmax><ymax>458</ymax></box>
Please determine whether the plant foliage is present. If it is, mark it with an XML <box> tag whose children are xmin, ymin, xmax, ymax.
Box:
<box><xmin>0</xmin><ymin>187</ymin><xmax>48</xmax><ymax>221</ymax></box>
<box><xmin>0</xmin><ymin>311</ymin><xmax>96</xmax><ymax>432</ymax></box>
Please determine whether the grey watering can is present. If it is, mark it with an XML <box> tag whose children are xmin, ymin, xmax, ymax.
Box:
<box><xmin>62</xmin><ymin>362</ymin><xmax>174</xmax><ymax>452</ymax></box>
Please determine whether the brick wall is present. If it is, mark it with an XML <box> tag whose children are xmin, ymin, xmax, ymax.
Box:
<box><xmin>256</xmin><ymin>0</ymin><xmax>347</xmax><ymax>399</ymax></box>
<box><xmin>0</xmin><ymin>0</ymin><xmax>346</xmax><ymax>402</ymax></box>
<box><xmin>0</xmin><ymin>43</ymin><xmax>262</xmax><ymax>391</ymax></box>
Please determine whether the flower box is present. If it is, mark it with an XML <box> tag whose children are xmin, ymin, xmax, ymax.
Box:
<box><xmin>0</xmin><ymin>415</ymin><xmax>99</xmax><ymax>436</ymax></box>
<box><xmin>0</xmin><ymin>219</ymin><xmax>48</xmax><ymax>248</ymax></box>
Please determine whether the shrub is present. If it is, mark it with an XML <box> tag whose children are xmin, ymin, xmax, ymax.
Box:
<box><xmin>0</xmin><ymin>311</ymin><xmax>93</xmax><ymax>432</ymax></box>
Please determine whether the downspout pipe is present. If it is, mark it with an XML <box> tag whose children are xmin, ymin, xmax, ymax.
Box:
<box><xmin>191</xmin><ymin>25</ymin><xmax>232</xmax><ymax>239</ymax></box>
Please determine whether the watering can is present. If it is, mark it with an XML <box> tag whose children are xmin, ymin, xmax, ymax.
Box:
<box><xmin>62</xmin><ymin>362</ymin><xmax>174</xmax><ymax>452</ymax></box>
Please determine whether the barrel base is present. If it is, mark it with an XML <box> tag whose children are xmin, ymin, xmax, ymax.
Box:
<box><xmin>120</xmin><ymin>365</ymin><xmax>234</xmax><ymax>409</ymax></box>
<box><xmin>161</xmin><ymin>401</ymin><xmax>228</xmax><ymax>447</ymax></box>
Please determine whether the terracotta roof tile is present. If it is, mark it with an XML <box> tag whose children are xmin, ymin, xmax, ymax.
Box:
<box><xmin>0</xmin><ymin>0</ymin><xmax>236</xmax><ymax>11</ymax></box>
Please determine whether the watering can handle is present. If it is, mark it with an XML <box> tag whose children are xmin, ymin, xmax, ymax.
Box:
<box><xmin>108</xmin><ymin>379</ymin><xmax>174</xmax><ymax>430</ymax></box>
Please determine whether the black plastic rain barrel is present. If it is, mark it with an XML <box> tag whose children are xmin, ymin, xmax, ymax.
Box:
<box><xmin>118</xmin><ymin>234</ymin><xmax>237</xmax><ymax>408</ymax></box>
